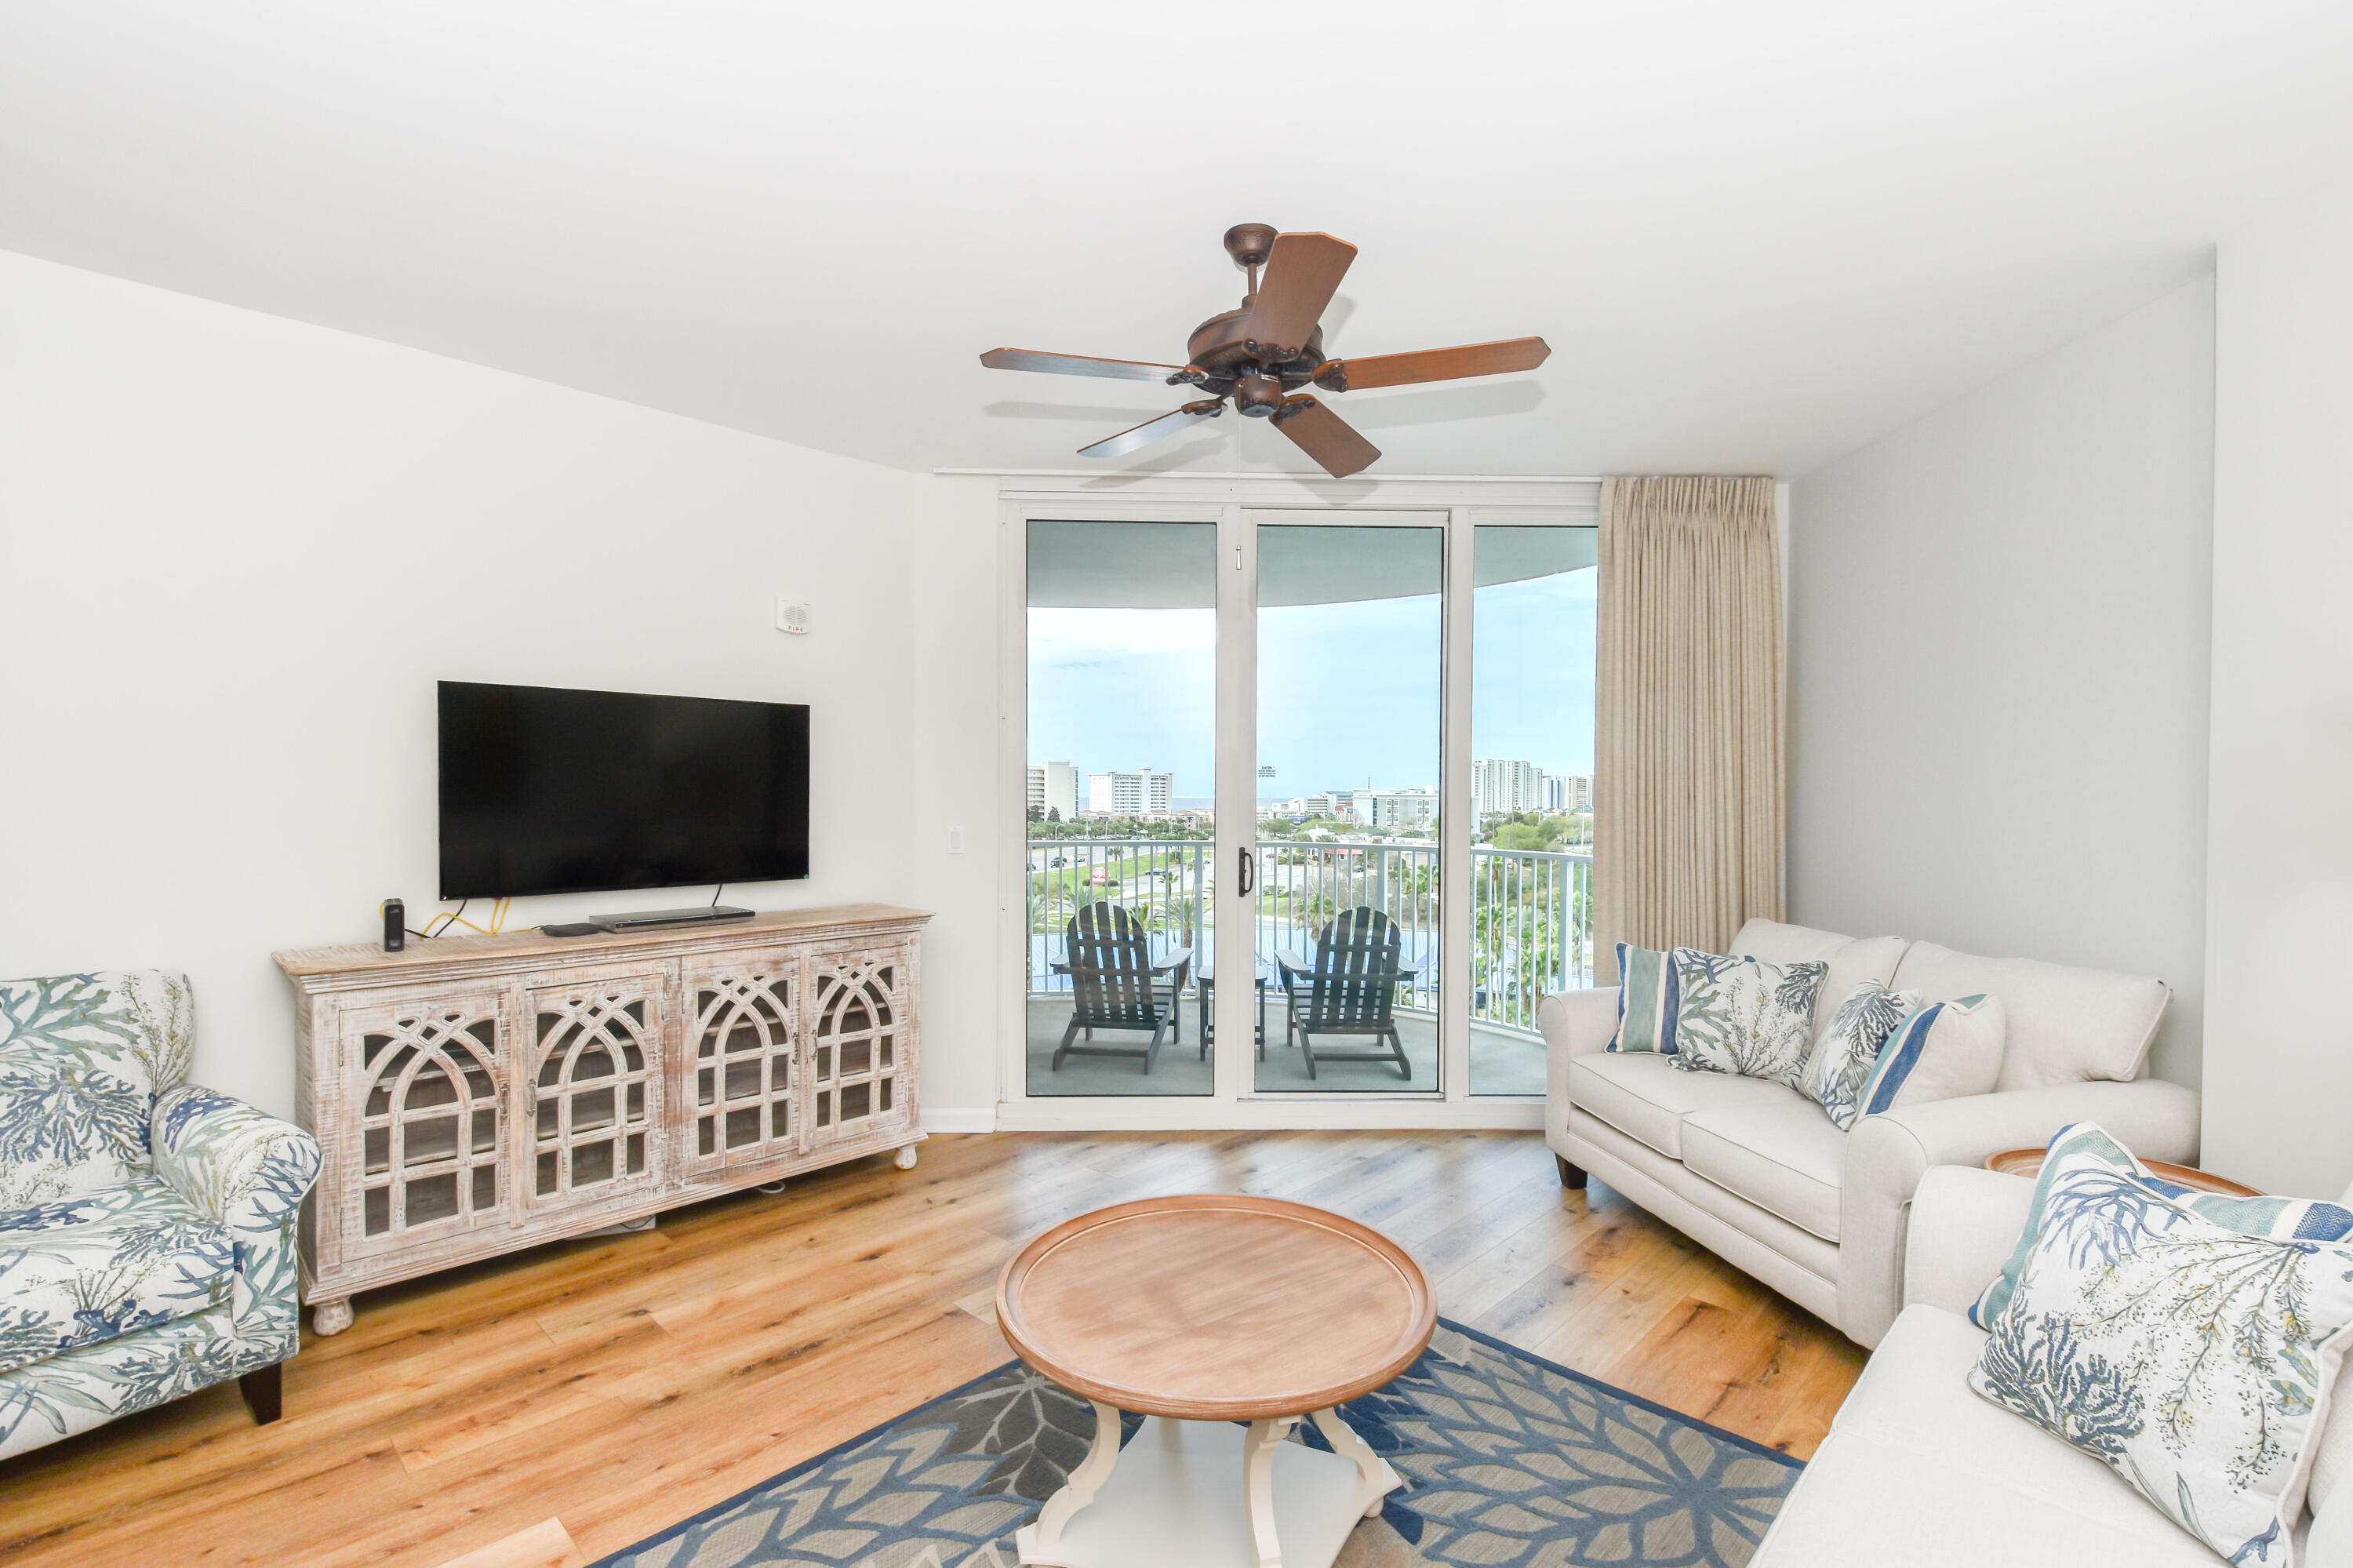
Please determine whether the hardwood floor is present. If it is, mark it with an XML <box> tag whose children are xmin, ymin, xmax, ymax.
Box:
<box><xmin>0</xmin><ymin>1131</ymin><xmax>1865</xmax><ymax>1568</ymax></box>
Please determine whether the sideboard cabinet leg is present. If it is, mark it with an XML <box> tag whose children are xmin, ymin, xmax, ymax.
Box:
<box><xmin>311</xmin><ymin>1298</ymin><xmax>355</xmax><ymax>1337</ymax></box>
<box><xmin>895</xmin><ymin>1144</ymin><xmax>919</xmax><ymax>1170</ymax></box>
<box><xmin>238</xmin><ymin>1362</ymin><xmax>284</xmax><ymax>1424</ymax></box>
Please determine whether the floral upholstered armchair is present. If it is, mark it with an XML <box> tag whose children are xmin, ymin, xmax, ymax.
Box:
<box><xmin>0</xmin><ymin>970</ymin><xmax>322</xmax><ymax>1460</ymax></box>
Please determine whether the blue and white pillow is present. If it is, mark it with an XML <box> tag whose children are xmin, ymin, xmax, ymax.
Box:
<box><xmin>1806</xmin><ymin>979</ymin><xmax>1924</xmax><ymax>1128</ymax></box>
<box><xmin>1851</xmin><ymin>993</ymin><xmax>2003</xmax><ymax>1120</ymax></box>
<box><xmin>1666</xmin><ymin>951</ymin><xmax>1827</xmax><ymax>1084</ymax></box>
<box><xmin>1973</xmin><ymin>1125</ymin><xmax>2353</xmax><ymax>1330</ymax></box>
<box><xmin>1969</xmin><ymin>1122</ymin><xmax>2353</xmax><ymax>1563</ymax></box>
<box><xmin>1607</xmin><ymin>944</ymin><xmax>1682</xmax><ymax>1053</ymax></box>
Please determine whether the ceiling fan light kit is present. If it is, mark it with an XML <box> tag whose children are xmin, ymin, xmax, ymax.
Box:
<box><xmin>980</xmin><ymin>224</ymin><xmax>1550</xmax><ymax>478</ymax></box>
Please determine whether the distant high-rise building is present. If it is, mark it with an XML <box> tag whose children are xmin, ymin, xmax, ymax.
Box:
<box><xmin>1028</xmin><ymin>760</ymin><xmax>1078</xmax><ymax>820</ymax></box>
<box><xmin>1537</xmin><ymin>772</ymin><xmax>1593</xmax><ymax>813</ymax></box>
<box><xmin>1474</xmin><ymin>759</ymin><xmax>1548</xmax><ymax>816</ymax></box>
<box><xmin>1087</xmin><ymin>768</ymin><xmax>1173</xmax><ymax>817</ymax></box>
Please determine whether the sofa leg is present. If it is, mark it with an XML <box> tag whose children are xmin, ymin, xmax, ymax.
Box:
<box><xmin>1555</xmin><ymin>1154</ymin><xmax>1589</xmax><ymax>1190</ymax></box>
<box><xmin>239</xmin><ymin>1362</ymin><xmax>283</xmax><ymax>1425</ymax></box>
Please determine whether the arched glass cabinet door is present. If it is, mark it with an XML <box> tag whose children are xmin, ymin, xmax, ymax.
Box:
<box><xmin>682</xmin><ymin>954</ymin><xmax>805</xmax><ymax>1170</ymax></box>
<box><xmin>345</xmin><ymin>996</ymin><xmax>509</xmax><ymax>1253</ymax></box>
<box><xmin>522</xmin><ymin>974</ymin><xmax>664</xmax><ymax>1208</ymax></box>
<box><xmin>809</xmin><ymin>944</ymin><xmax>914</xmax><ymax>1146</ymax></box>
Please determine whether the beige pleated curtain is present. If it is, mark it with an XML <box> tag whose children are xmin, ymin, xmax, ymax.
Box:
<box><xmin>1595</xmin><ymin>476</ymin><xmax>1784</xmax><ymax>983</ymax></box>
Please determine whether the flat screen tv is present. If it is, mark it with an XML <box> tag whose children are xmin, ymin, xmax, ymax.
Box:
<box><xmin>438</xmin><ymin>682</ymin><xmax>810</xmax><ymax>900</ymax></box>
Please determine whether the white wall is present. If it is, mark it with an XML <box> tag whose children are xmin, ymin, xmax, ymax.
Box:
<box><xmin>0</xmin><ymin>250</ymin><xmax>933</xmax><ymax>1122</ymax></box>
<box><xmin>1787</xmin><ymin>276</ymin><xmax>2217</xmax><ymax>1089</ymax></box>
<box><xmin>2202</xmin><ymin>187</ymin><xmax>2353</xmax><ymax>1198</ymax></box>
<box><xmin>907</xmin><ymin>474</ymin><xmax>1009</xmax><ymax>1126</ymax></box>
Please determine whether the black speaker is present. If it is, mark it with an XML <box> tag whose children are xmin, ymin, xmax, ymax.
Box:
<box><xmin>383</xmin><ymin>898</ymin><xmax>405</xmax><ymax>953</ymax></box>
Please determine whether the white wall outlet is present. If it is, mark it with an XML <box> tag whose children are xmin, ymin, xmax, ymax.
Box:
<box><xmin>947</xmin><ymin>825</ymin><xmax>965</xmax><ymax>854</ymax></box>
<box><xmin>774</xmin><ymin>598</ymin><xmax>810</xmax><ymax>635</ymax></box>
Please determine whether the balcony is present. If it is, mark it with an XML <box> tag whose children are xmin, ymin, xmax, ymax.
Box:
<box><xmin>1025</xmin><ymin>837</ymin><xmax>1594</xmax><ymax>1095</ymax></box>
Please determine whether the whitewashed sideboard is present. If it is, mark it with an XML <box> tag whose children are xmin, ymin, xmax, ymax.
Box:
<box><xmin>275</xmin><ymin>904</ymin><xmax>930</xmax><ymax>1334</ymax></box>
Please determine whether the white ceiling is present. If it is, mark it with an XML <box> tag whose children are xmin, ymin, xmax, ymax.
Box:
<box><xmin>5</xmin><ymin>2</ymin><xmax>2350</xmax><ymax>479</ymax></box>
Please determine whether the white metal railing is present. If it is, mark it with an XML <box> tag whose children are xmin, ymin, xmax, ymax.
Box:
<box><xmin>1024</xmin><ymin>838</ymin><xmax>1593</xmax><ymax>1033</ymax></box>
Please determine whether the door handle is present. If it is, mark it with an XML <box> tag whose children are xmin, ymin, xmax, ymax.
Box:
<box><xmin>1238</xmin><ymin>848</ymin><xmax>1255</xmax><ymax>896</ymax></box>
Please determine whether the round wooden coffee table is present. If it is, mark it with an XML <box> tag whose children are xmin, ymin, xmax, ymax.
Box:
<box><xmin>995</xmin><ymin>1194</ymin><xmax>1435</xmax><ymax>1568</ymax></box>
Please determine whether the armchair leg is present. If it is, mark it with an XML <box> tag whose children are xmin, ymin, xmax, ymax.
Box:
<box><xmin>239</xmin><ymin>1362</ymin><xmax>283</xmax><ymax>1424</ymax></box>
<box><xmin>1555</xmin><ymin>1155</ymin><xmax>1588</xmax><ymax>1190</ymax></box>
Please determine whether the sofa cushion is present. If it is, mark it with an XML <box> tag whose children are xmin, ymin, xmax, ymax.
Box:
<box><xmin>1886</xmin><ymin>942</ymin><xmax>2167</xmax><ymax>1090</ymax></box>
<box><xmin>1566</xmin><ymin>1050</ymin><xmax>1798</xmax><ymax>1162</ymax></box>
<box><xmin>0</xmin><ymin>971</ymin><xmax>193</xmax><ymax>1210</ymax></box>
<box><xmin>1728</xmin><ymin>919</ymin><xmax>1908</xmax><ymax>1046</ymax></box>
<box><xmin>1680</xmin><ymin>1094</ymin><xmax>1847</xmax><ymax>1242</ymax></box>
<box><xmin>1831</xmin><ymin>1306</ymin><xmax>2208</xmax><ymax>1552</ymax></box>
<box><xmin>0</xmin><ymin>1175</ymin><xmax>235</xmax><ymax>1375</ymax></box>
<box><xmin>1756</xmin><ymin>1428</ymin><xmax>2224</xmax><ymax>1567</ymax></box>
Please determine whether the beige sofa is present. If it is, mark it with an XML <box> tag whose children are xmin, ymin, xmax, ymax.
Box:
<box><xmin>1538</xmin><ymin>919</ymin><xmax>2200</xmax><ymax>1348</ymax></box>
<box><xmin>1752</xmin><ymin>1166</ymin><xmax>2351</xmax><ymax>1564</ymax></box>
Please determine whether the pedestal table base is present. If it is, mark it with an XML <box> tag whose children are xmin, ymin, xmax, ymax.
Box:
<box><xmin>1016</xmin><ymin>1402</ymin><xmax>1398</xmax><ymax>1568</ymax></box>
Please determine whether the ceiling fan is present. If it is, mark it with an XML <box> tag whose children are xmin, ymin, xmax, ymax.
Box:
<box><xmin>980</xmin><ymin>224</ymin><xmax>1550</xmax><ymax>478</ymax></box>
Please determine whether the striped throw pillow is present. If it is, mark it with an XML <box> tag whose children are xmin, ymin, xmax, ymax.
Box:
<box><xmin>1854</xmin><ymin>993</ymin><xmax>2004</xmax><ymax>1119</ymax></box>
<box><xmin>1607</xmin><ymin>943</ymin><xmax>1680</xmax><ymax>1053</ymax></box>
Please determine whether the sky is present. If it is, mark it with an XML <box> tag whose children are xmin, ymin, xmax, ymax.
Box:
<box><xmin>1026</xmin><ymin>562</ymin><xmax>1595</xmax><ymax>803</ymax></box>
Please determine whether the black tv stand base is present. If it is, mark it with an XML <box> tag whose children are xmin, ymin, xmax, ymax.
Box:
<box><xmin>589</xmin><ymin>905</ymin><xmax>757</xmax><ymax>933</ymax></box>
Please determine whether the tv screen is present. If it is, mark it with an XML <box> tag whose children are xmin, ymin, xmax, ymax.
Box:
<box><xmin>438</xmin><ymin>682</ymin><xmax>810</xmax><ymax>900</ymax></box>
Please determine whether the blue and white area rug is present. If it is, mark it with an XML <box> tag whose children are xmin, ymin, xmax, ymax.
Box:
<box><xmin>592</xmin><ymin>1319</ymin><xmax>1802</xmax><ymax>1568</ymax></box>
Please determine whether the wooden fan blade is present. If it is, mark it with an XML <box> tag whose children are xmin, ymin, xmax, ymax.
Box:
<box><xmin>980</xmin><ymin>348</ymin><xmax>1187</xmax><ymax>382</ymax></box>
<box><xmin>1313</xmin><ymin>337</ymin><xmax>1551</xmax><ymax>392</ymax></box>
<box><xmin>1269</xmin><ymin>395</ymin><xmax>1380</xmax><ymax>478</ymax></box>
<box><xmin>1078</xmin><ymin>399</ymin><xmax>1225</xmax><ymax>459</ymax></box>
<box><xmin>1242</xmin><ymin>233</ymin><xmax>1357</xmax><ymax>361</ymax></box>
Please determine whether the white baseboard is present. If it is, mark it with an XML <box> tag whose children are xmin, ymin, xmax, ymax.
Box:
<box><xmin>920</xmin><ymin>1106</ymin><xmax>999</xmax><ymax>1133</ymax></box>
<box><xmin>991</xmin><ymin>1099</ymin><xmax>1544</xmax><ymax>1133</ymax></box>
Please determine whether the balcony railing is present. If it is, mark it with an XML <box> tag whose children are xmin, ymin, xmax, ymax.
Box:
<box><xmin>1024</xmin><ymin>838</ymin><xmax>1594</xmax><ymax>1034</ymax></box>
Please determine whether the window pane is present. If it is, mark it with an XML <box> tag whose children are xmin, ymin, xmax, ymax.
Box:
<box><xmin>1471</xmin><ymin>524</ymin><xmax>1598</xmax><ymax>1094</ymax></box>
<box><xmin>1025</xmin><ymin>521</ymin><xmax>1216</xmax><ymax>1097</ymax></box>
<box><xmin>1255</xmin><ymin>524</ymin><xmax>1443</xmax><ymax>1093</ymax></box>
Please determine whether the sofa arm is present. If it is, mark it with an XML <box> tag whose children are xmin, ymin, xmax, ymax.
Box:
<box><xmin>1540</xmin><ymin>988</ymin><xmax>1620</xmax><ymax>1151</ymax></box>
<box><xmin>1540</xmin><ymin>988</ymin><xmax>1619</xmax><ymax>1065</ymax></box>
<box><xmin>1902</xmin><ymin>1166</ymin><xmax>2037</xmax><ymax>1319</ymax></box>
<box><xmin>152</xmin><ymin>1085</ymin><xmax>323</xmax><ymax>1352</ymax></box>
<box><xmin>1836</xmin><ymin>1076</ymin><xmax>2198</xmax><ymax>1347</ymax></box>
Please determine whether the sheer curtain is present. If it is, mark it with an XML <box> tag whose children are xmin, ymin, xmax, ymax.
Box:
<box><xmin>1594</xmin><ymin>476</ymin><xmax>1784</xmax><ymax>981</ymax></box>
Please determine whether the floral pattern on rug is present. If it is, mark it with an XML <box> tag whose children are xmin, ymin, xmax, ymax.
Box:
<box><xmin>595</xmin><ymin>1320</ymin><xmax>1801</xmax><ymax>1568</ymax></box>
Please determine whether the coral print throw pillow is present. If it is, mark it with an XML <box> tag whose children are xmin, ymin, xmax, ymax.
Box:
<box><xmin>1664</xmin><ymin>951</ymin><xmax>1826</xmax><ymax>1085</ymax></box>
<box><xmin>1968</xmin><ymin>1122</ymin><xmax>2353</xmax><ymax>1564</ymax></box>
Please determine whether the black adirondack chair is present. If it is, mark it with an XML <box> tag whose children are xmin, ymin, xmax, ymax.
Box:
<box><xmin>1053</xmin><ymin>903</ymin><xmax>1189</xmax><ymax>1075</ymax></box>
<box><xmin>1276</xmin><ymin>906</ymin><xmax>1417</xmax><ymax>1080</ymax></box>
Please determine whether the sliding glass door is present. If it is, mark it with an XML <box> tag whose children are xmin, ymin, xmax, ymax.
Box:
<box><xmin>1252</xmin><ymin>518</ymin><xmax>1446</xmax><ymax>1092</ymax></box>
<box><xmin>1024</xmin><ymin>520</ymin><xmax>1216</xmax><ymax>1097</ymax></box>
<box><xmin>1013</xmin><ymin>504</ymin><xmax>1595</xmax><ymax>1117</ymax></box>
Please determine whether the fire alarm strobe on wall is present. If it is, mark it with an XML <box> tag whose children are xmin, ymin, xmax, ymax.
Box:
<box><xmin>775</xmin><ymin>598</ymin><xmax>810</xmax><ymax>635</ymax></box>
